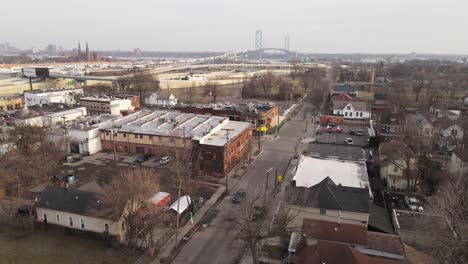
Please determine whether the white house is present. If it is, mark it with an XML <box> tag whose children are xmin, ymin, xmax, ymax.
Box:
<box><xmin>406</xmin><ymin>113</ymin><xmax>434</xmax><ymax>146</ymax></box>
<box><xmin>145</xmin><ymin>93</ymin><xmax>178</xmax><ymax>107</ymax></box>
<box><xmin>36</xmin><ymin>186</ymin><xmax>124</xmax><ymax>240</ymax></box>
<box><xmin>24</xmin><ymin>88</ymin><xmax>83</xmax><ymax>107</ymax></box>
<box><xmin>332</xmin><ymin>101</ymin><xmax>370</xmax><ymax>120</ymax></box>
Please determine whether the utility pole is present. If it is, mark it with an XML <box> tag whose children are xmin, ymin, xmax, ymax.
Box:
<box><xmin>264</xmin><ymin>167</ymin><xmax>273</xmax><ymax>207</ymax></box>
<box><xmin>111</xmin><ymin>121</ymin><xmax>117</xmax><ymax>161</ymax></box>
<box><xmin>61</xmin><ymin>116</ymin><xmax>69</xmax><ymax>154</ymax></box>
<box><xmin>276</xmin><ymin>105</ymin><xmax>280</xmax><ymax>137</ymax></box>
<box><xmin>222</xmin><ymin>128</ymin><xmax>235</xmax><ymax>193</ymax></box>
<box><xmin>0</xmin><ymin>116</ymin><xmax>5</xmax><ymax>143</ymax></box>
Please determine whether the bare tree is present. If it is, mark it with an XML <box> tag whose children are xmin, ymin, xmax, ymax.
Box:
<box><xmin>187</xmin><ymin>83</ymin><xmax>196</xmax><ymax>105</ymax></box>
<box><xmin>417</xmin><ymin>174</ymin><xmax>468</xmax><ymax>263</ymax></box>
<box><xmin>204</xmin><ymin>83</ymin><xmax>220</xmax><ymax>103</ymax></box>
<box><xmin>118</xmin><ymin>72</ymin><xmax>160</xmax><ymax>101</ymax></box>
<box><xmin>102</xmin><ymin>168</ymin><xmax>161</xmax><ymax>248</ymax></box>
<box><xmin>259</xmin><ymin>71</ymin><xmax>275</xmax><ymax>96</ymax></box>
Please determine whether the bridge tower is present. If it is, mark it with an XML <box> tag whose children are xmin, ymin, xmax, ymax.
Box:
<box><xmin>283</xmin><ymin>35</ymin><xmax>290</xmax><ymax>51</ymax></box>
<box><xmin>255</xmin><ymin>30</ymin><xmax>263</xmax><ymax>50</ymax></box>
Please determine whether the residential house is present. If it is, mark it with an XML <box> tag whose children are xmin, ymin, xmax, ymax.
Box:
<box><xmin>331</xmin><ymin>84</ymin><xmax>357</xmax><ymax>97</ymax></box>
<box><xmin>432</xmin><ymin>116</ymin><xmax>464</xmax><ymax>152</ymax></box>
<box><xmin>450</xmin><ymin>149</ymin><xmax>468</xmax><ymax>175</ymax></box>
<box><xmin>35</xmin><ymin>186</ymin><xmax>124</xmax><ymax>240</ymax></box>
<box><xmin>405</xmin><ymin>113</ymin><xmax>433</xmax><ymax>147</ymax></box>
<box><xmin>332</xmin><ymin>101</ymin><xmax>371</xmax><ymax>120</ymax></box>
<box><xmin>379</xmin><ymin>141</ymin><xmax>417</xmax><ymax>190</ymax></box>
<box><xmin>285</xmin><ymin>178</ymin><xmax>370</xmax><ymax>230</ymax></box>
<box><xmin>376</xmin><ymin>109</ymin><xmax>406</xmax><ymax>140</ymax></box>
<box><xmin>291</xmin><ymin>219</ymin><xmax>406</xmax><ymax>264</ymax></box>
<box><xmin>145</xmin><ymin>92</ymin><xmax>178</xmax><ymax>107</ymax></box>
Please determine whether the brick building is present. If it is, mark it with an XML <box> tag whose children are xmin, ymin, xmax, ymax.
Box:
<box><xmin>99</xmin><ymin>110</ymin><xmax>252</xmax><ymax>177</ymax></box>
<box><xmin>79</xmin><ymin>96</ymin><xmax>134</xmax><ymax>116</ymax></box>
<box><xmin>175</xmin><ymin>102</ymin><xmax>279</xmax><ymax>135</ymax></box>
<box><xmin>0</xmin><ymin>96</ymin><xmax>23</xmax><ymax>112</ymax></box>
<box><xmin>114</xmin><ymin>94</ymin><xmax>141</xmax><ymax>109</ymax></box>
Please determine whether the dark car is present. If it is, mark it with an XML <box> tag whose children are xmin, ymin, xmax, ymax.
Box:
<box><xmin>349</xmin><ymin>130</ymin><xmax>356</xmax><ymax>135</ymax></box>
<box><xmin>232</xmin><ymin>191</ymin><xmax>246</xmax><ymax>204</ymax></box>
<box><xmin>135</xmin><ymin>154</ymin><xmax>150</xmax><ymax>163</ymax></box>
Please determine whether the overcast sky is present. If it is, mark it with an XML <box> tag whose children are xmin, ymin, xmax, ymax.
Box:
<box><xmin>1</xmin><ymin>0</ymin><xmax>467</xmax><ymax>54</ymax></box>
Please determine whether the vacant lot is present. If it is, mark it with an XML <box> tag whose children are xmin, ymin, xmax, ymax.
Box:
<box><xmin>0</xmin><ymin>225</ymin><xmax>139</xmax><ymax>264</ymax></box>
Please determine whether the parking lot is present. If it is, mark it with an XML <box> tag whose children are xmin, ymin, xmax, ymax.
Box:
<box><xmin>306</xmin><ymin>143</ymin><xmax>370</xmax><ymax>161</ymax></box>
<box><xmin>315</xmin><ymin>124</ymin><xmax>370</xmax><ymax>146</ymax></box>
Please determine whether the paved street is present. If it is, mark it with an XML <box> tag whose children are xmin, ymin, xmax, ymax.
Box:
<box><xmin>172</xmin><ymin>102</ymin><xmax>310</xmax><ymax>264</ymax></box>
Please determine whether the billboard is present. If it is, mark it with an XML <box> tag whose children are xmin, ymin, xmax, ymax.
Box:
<box><xmin>22</xmin><ymin>67</ymin><xmax>50</xmax><ymax>78</ymax></box>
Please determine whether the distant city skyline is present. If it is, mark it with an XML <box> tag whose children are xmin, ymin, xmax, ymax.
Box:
<box><xmin>1</xmin><ymin>0</ymin><xmax>468</xmax><ymax>54</ymax></box>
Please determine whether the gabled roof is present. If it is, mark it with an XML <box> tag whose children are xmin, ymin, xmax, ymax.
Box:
<box><xmin>334</xmin><ymin>93</ymin><xmax>354</xmax><ymax>101</ymax></box>
<box><xmin>333</xmin><ymin>84</ymin><xmax>357</xmax><ymax>93</ymax></box>
<box><xmin>453</xmin><ymin>149</ymin><xmax>468</xmax><ymax>163</ymax></box>
<box><xmin>36</xmin><ymin>185</ymin><xmax>117</xmax><ymax>220</ymax></box>
<box><xmin>333</xmin><ymin>101</ymin><xmax>370</xmax><ymax>111</ymax></box>
<box><xmin>433</xmin><ymin>116</ymin><xmax>456</xmax><ymax>130</ymax></box>
<box><xmin>406</xmin><ymin>113</ymin><xmax>431</xmax><ymax>127</ymax></box>
<box><xmin>285</xmin><ymin>178</ymin><xmax>370</xmax><ymax>214</ymax></box>
<box><xmin>379</xmin><ymin>141</ymin><xmax>410</xmax><ymax>160</ymax></box>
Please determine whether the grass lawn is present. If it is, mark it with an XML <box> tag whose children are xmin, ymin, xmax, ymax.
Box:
<box><xmin>0</xmin><ymin>225</ymin><xmax>139</xmax><ymax>264</ymax></box>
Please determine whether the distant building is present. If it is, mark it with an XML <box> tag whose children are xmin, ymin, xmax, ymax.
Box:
<box><xmin>14</xmin><ymin>106</ymin><xmax>87</xmax><ymax>127</ymax></box>
<box><xmin>24</xmin><ymin>88</ymin><xmax>83</xmax><ymax>107</ymax></box>
<box><xmin>379</xmin><ymin>141</ymin><xmax>417</xmax><ymax>190</ymax></box>
<box><xmin>79</xmin><ymin>96</ymin><xmax>134</xmax><ymax>116</ymax></box>
<box><xmin>432</xmin><ymin>117</ymin><xmax>464</xmax><ymax>152</ymax></box>
<box><xmin>0</xmin><ymin>96</ymin><xmax>23</xmax><ymax>112</ymax></box>
<box><xmin>331</xmin><ymin>84</ymin><xmax>357</xmax><ymax>97</ymax></box>
<box><xmin>450</xmin><ymin>149</ymin><xmax>468</xmax><ymax>175</ymax></box>
<box><xmin>145</xmin><ymin>93</ymin><xmax>178</xmax><ymax>107</ymax></box>
<box><xmin>114</xmin><ymin>94</ymin><xmax>140</xmax><ymax>109</ymax></box>
<box><xmin>46</xmin><ymin>44</ymin><xmax>57</xmax><ymax>56</ymax></box>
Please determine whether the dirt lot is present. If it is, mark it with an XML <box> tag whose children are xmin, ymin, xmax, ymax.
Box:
<box><xmin>0</xmin><ymin>225</ymin><xmax>139</xmax><ymax>264</ymax></box>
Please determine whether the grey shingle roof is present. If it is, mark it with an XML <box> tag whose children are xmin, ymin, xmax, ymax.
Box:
<box><xmin>285</xmin><ymin>178</ymin><xmax>370</xmax><ymax>214</ymax></box>
<box><xmin>333</xmin><ymin>101</ymin><xmax>369</xmax><ymax>111</ymax></box>
<box><xmin>36</xmin><ymin>186</ymin><xmax>117</xmax><ymax>220</ymax></box>
<box><xmin>333</xmin><ymin>84</ymin><xmax>356</xmax><ymax>93</ymax></box>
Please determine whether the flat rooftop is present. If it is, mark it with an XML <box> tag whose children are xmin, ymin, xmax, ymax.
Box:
<box><xmin>101</xmin><ymin>110</ymin><xmax>228</xmax><ymax>139</ymax></box>
<box><xmin>292</xmin><ymin>155</ymin><xmax>369</xmax><ymax>189</ymax></box>
<box><xmin>199</xmin><ymin>120</ymin><xmax>252</xmax><ymax>146</ymax></box>
<box><xmin>79</xmin><ymin>96</ymin><xmax>127</xmax><ymax>102</ymax></box>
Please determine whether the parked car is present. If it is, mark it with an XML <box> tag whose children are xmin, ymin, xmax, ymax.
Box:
<box><xmin>405</xmin><ymin>197</ymin><xmax>424</xmax><ymax>212</ymax></box>
<box><xmin>315</xmin><ymin>129</ymin><xmax>322</xmax><ymax>135</ymax></box>
<box><xmin>349</xmin><ymin>130</ymin><xmax>356</xmax><ymax>135</ymax></box>
<box><xmin>135</xmin><ymin>154</ymin><xmax>150</xmax><ymax>163</ymax></box>
<box><xmin>345</xmin><ymin>138</ymin><xmax>353</xmax><ymax>144</ymax></box>
<box><xmin>330</xmin><ymin>123</ymin><xmax>336</xmax><ymax>127</ymax></box>
<box><xmin>326</xmin><ymin>126</ymin><xmax>332</xmax><ymax>133</ymax></box>
<box><xmin>356</xmin><ymin>130</ymin><xmax>364</xmax><ymax>136</ymax></box>
<box><xmin>336</xmin><ymin>126</ymin><xmax>342</xmax><ymax>133</ymax></box>
<box><xmin>232</xmin><ymin>191</ymin><xmax>246</xmax><ymax>204</ymax></box>
<box><xmin>159</xmin><ymin>156</ymin><xmax>171</xmax><ymax>165</ymax></box>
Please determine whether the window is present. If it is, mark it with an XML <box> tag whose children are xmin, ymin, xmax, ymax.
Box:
<box><xmin>345</xmin><ymin>112</ymin><xmax>348</xmax><ymax>117</ymax></box>
<box><xmin>320</xmin><ymin>209</ymin><xmax>326</xmax><ymax>215</ymax></box>
<box><xmin>139</xmin><ymin>135</ymin><xmax>143</xmax><ymax>139</ymax></box>
<box><xmin>349</xmin><ymin>112</ymin><xmax>353</xmax><ymax>117</ymax></box>
<box><xmin>134</xmin><ymin>134</ymin><xmax>138</xmax><ymax>139</ymax></box>
<box><xmin>393</xmin><ymin>166</ymin><xmax>399</xmax><ymax>173</ymax></box>
<box><xmin>452</xmin><ymin>129</ymin><xmax>458</xmax><ymax>136</ymax></box>
<box><xmin>360</xmin><ymin>112</ymin><xmax>363</xmax><ymax>117</ymax></box>
<box><xmin>347</xmin><ymin>106</ymin><xmax>351</xmax><ymax>110</ymax></box>
<box><xmin>105</xmin><ymin>223</ymin><xmax>109</xmax><ymax>232</ymax></box>
<box><xmin>121</xmin><ymin>222</ymin><xmax>125</xmax><ymax>231</ymax></box>
<box><xmin>43</xmin><ymin>213</ymin><xmax>48</xmax><ymax>223</ymax></box>
<box><xmin>56</xmin><ymin>214</ymin><xmax>60</xmax><ymax>223</ymax></box>
<box><xmin>149</xmin><ymin>136</ymin><xmax>153</xmax><ymax>140</ymax></box>
<box><xmin>123</xmin><ymin>133</ymin><xmax>126</xmax><ymax>138</ymax></box>
<box><xmin>69</xmin><ymin>216</ymin><xmax>73</xmax><ymax>226</ymax></box>
<box><xmin>106</xmin><ymin>132</ymin><xmax>110</xmax><ymax>136</ymax></box>
<box><xmin>80</xmin><ymin>219</ymin><xmax>85</xmax><ymax>229</ymax></box>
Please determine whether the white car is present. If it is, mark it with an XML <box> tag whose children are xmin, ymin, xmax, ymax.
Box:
<box><xmin>345</xmin><ymin>138</ymin><xmax>353</xmax><ymax>144</ymax></box>
<box><xmin>159</xmin><ymin>156</ymin><xmax>171</xmax><ymax>165</ymax></box>
<box><xmin>405</xmin><ymin>197</ymin><xmax>424</xmax><ymax>212</ymax></box>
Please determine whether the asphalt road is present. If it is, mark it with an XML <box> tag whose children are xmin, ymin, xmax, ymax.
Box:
<box><xmin>172</xmin><ymin>102</ymin><xmax>309</xmax><ymax>264</ymax></box>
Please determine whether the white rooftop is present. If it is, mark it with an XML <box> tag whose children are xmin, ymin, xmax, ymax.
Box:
<box><xmin>199</xmin><ymin>120</ymin><xmax>252</xmax><ymax>146</ymax></box>
<box><xmin>102</xmin><ymin>110</ymin><xmax>229</xmax><ymax>139</ymax></box>
<box><xmin>170</xmin><ymin>195</ymin><xmax>191</xmax><ymax>214</ymax></box>
<box><xmin>292</xmin><ymin>156</ymin><xmax>369</xmax><ymax>189</ymax></box>
<box><xmin>79</xmin><ymin>96</ymin><xmax>127</xmax><ymax>102</ymax></box>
